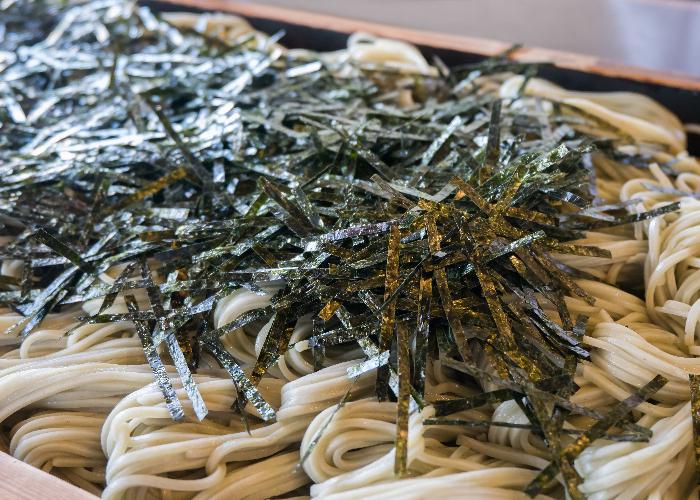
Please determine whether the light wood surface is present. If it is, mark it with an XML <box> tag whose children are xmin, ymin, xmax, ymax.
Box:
<box><xmin>156</xmin><ymin>0</ymin><xmax>700</xmax><ymax>92</ymax></box>
<box><xmin>0</xmin><ymin>453</ymin><xmax>97</xmax><ymax>500</ymax></box>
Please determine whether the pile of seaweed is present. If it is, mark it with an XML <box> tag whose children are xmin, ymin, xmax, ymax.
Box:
<box><xmin>0</xmin><ymin>1</ymin><xmax>674</xmax><ymax>496</ymax></box>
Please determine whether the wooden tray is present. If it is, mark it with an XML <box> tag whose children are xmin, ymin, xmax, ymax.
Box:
<box><xmin>3</xmin><ymin>1</ymin><xmax>700</xmax><ymax>498</ymax></box>
<box><xmin>0</xmin><ymin>453</ymin><xmax>97</xmax><ymax>500</ymax></box>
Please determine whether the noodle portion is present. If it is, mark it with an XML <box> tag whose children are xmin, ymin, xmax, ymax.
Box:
<box><xmin>1</xmin><ymin>2</ymin><xmax>700</xmax><ymax>499</ymax></box>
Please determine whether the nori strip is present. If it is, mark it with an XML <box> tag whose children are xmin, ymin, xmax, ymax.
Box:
<box><xmin>481</xmin><ymin>99</ymin><xmax>502</xmax><ymax>179</ymax></box>
<box><xmin>199</xmin><ymin>336</ymin><xmax>276</xmax><ymax>422</ymax></box>
<box><xmin>165</xmin><ymin>330</ymin><xmax>208</xmax><ymax>421</ymax></box>
<box><xmin>32</xmin><ymin>228</ymin><xmax>90</xmax><ymax>270</ymax></box>
<box><xmin>409</xmin><ymin>116</ymin><xmax>463</xmax><ymax>186</ymax></box>
<box><xmin>347</xmin><ymin>350</ymin><xmax>390</xmax><ymax>378</ymax></box>
<box><xmin>423</xmin><ymin>418</ymin><xmax>529</xmax><ymax>429</ymax></box>
<box><xmin>690</xmin><ymin>374</ymin><xmax>700</xmax><ymax>484</ymax></box>
<box><xmin>525</xmin><ymin>374</ymin><xmax>667</xmax><ymax>497</ymax></box>
<box><xmin>394</xmin><ymin>320</ymin><xmax>411</xmax><ymax>477</ymax></box>
<box><xmin>125</xmin><ymin>294</ymin><xmax>185</xmax><ymax>420</ymax></box>
<box><xmin>377</xmin><ymin>225</ymin><xmax>400</xmax><ymax>400</ymax></box>
<box><xmin>426</xmin><ymin>212</ymin><xmax>470</xmax><ymax>361</ymax></box>
<box><xmin>413</xmin><ymin>274</ymin><xmax>432</xmax><ymax>396</ymax></box>
<box><xmin>98</xmin><ymin>261</ymin><xmax>137</xmax><ymax>313</ymax></box>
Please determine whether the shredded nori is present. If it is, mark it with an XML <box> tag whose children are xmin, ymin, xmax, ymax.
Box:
<box><xmin>690</xmin><ymin>374</ymin><xmax>700</xmax><ymax>485</ymax></box>
<box><xmin>0</xmin><ymin>0</ymin><xmax>679</xmax><ymax>494</ymax></box>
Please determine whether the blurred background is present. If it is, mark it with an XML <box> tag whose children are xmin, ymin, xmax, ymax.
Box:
<box><xmin>237</xmin><ymin>0</ymin><xmax>700</xmax><ymax>77</ymax></box>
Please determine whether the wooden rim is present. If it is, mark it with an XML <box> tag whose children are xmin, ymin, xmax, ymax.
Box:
<box><xmin>0</xmin><ymin>453</ymin><xmax>98</xmax><ymax>500</ymax></box>
<box><xmin>155</xmin><ymin>0</ymin><xmax>700</xmax><ymax>92</ymax></box>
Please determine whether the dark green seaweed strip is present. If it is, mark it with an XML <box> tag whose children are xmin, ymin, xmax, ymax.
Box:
<box><xmin>108</xmin><ymin>167</ymin><xmax>189</xmax><ymax>212</ymax></box>
<box><xmin>139</xmin><ymin>255</ymin><xmax>208</xmax><ymax>420</ymax></box>
<box><xmin>98</xmin><ymin>261</ymin><xmax>137</xmax><ymax>313</ymax></box>
<box><xmin>335</xmin><ymin>302</ymin><xmax>423</xmax><ymax>410</ymax></box>
<box><xmin>426</xmin><ymin>212</ymin><xmax>470</xmax><ymax>360</ymax></box>
<box><xmin>461</xmin><ymin>231</ymin><xmax>546</xmax><ymax>275</ymax></box>
<box><xmin>149</xmin><ymin>104</ymin><xmax>212</xmax><ymax>188</ymax></box>
<box><xmin>394</xmin><ymin>320</ymin><xmax>410</xmax><ymax>477</ymax></box>
<box><xmin>409</xmin><ymin>115</ymin><xmax>463</xmax><ymax>186</ymax></box>
<box><xmin>423</xmin><ymin>418</ymin><xmax>528</xmax><ymax>429</ymax></box>
<box><xmin>690</xmin><ymin>374</ymin><xmax>700</xmax><ymax>485</ymax></box>
<box><xmin>139</xmin><ymin>260</ymin><xmax>165</xmax><ymax>316</ymax></box>
<box><xmin>413</xmin><ymin>274</ymin><xmax>432</xmax><ymax>396</ymax></box>
<box><xmin>165</xmin><ymin>330</ymin><xmax>208</xmax><ymax>421</ymax></box>
<box><xmin>303</xmin><ymin>221</ymin><xmax>397</xmax><ymax>248</ymax></box>
<box><xmin>125</xmin><ymin>294</ymin><xmax>184</xmax><ymax>420</ymax></box>
<box><xmin>524</xmin><ymin>389</ymin><xmax>581</xmax><ymax>499</ymax></box>
<box><xmin>32</xmin><ymin>228</ymin><xmax>90</xmax><ymax>270</ymax></box>
<box><xmin>347</xmin><ymin>350</ymin><xmax>390</xmax><ymax>378</ymax></box>
<box><xmin>347</xmin><ymin>136</ymin><xmax>394</xmax><ymax>181</ymax></box>
<box><xmin>377</xmin><ymin>224</ymin><xmax>400</xmax><ymax>401</ymax></box>
<box><xmin>10</xmin><ymin>266</ymin><xmax>80</xmax><ymax>338</ymax></box>
<box><xmin>249</xmin><ymin>310</ymin><xmax>290</xmax><ymax>386</ymax></box>
<box><xmin>442</xmin><ymin>357</ymin><xmax>607</xmax><ymax>420</ymax></box>
<box><xmin>525</xmin><ymin>374</ymin><xmax>667</xmax><ymax>497</ymax></box>
<box><xmin>77</xmin><ymin>311</ymin><xmax>156</xmax><ymax>323</ymax></box>
<box><xmin>424</xmin><ymin>417</ymin><xmax>650</xmax><ymax>441</ymax></box>
<box><xmin>482</xmin><ymin>99</ymin><xmax>502</xmax><ymax>176</ymax></box>
<box><xmin>261</xmin><ymin>178</ymin><xmax>316</xmax><ymax>237</ymax></box>
<box><xmin>433</xmin><ymin>389</ymin><xmax>517</xmax><ymax>416</ymax></box>
<box><xmin>199</xmin><ymin>336</ymin><xmax>276</xmax><ymax>422</ymax></box>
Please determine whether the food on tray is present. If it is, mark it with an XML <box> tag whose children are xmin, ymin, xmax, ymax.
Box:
<box><xmin>1</xmin><ymin>1</ymin><xmax>699</xmax><ymax>498</ymax></box>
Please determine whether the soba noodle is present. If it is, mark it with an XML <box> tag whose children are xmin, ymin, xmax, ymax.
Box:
<box><xmin>2</xmin><ymin>6</ymin><xmax>700</xmax><ymax>500</ymax></box>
